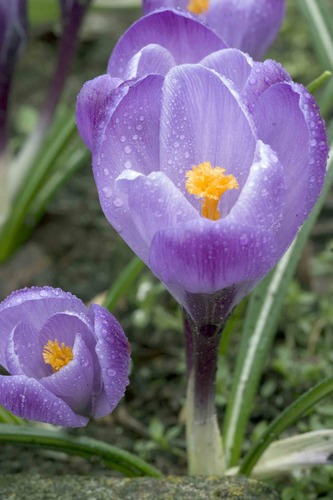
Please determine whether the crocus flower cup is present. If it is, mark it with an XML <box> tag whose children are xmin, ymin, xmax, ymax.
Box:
<box><xmin>0</xmin><ymin>287</ymin><xmax>130</xmax><ymax>427</ymax></box>
<box><xmin>142</xmin><ymin>0</ymin><xmax>285</xmax><ymax>59</ymax></box>
<box><xmin>76</xmin><ymin>9</ymin><xmax>328</xmax><ymax>328</ymax></box>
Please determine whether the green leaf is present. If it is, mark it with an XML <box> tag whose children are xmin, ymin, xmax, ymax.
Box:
<box><xmin>0</xmin><ymin>407</ymin><xmax>25</xmax><ymax>425</ymax></box>
<box><xmin>296</xmin><ymin>0</ymin><xmax>333</xmax><ymax>70</ymax></box>
<box><xmin>223</xmin><ymin>138</ymin><xmax>333</xmax><ymax>467</ymax></box>
<box><xmin>0</xmin><ymin>425</ymin><xmax>163</xmax><ymax>477</ymax></box>
<box><xmin>0</xmin><ymin>112</ymin><xmax>78</xmax><ymax>261</ymax></box>
<box><xmin>239</xmin><ymin>377</ymin><xmax>333</xmax><ymax>476</ymax></box>
<box><xmin>29</xmin><ymin>0</ymin><xmax>60</xmax><ymax>24</ymax></box>
<box><xmin>296</xmin><ymin>0</ymin><xmax>333</xmax><ymax>116</ymax></box>
<box><xmin>227</xmin><ymin>430</ymin><xmax>333</xmax><ymax>479</ymax></box>
<box><xmin>307</xmin><ymin>70</ymin><xmax>332</xmax><ymax>94</ymax></box>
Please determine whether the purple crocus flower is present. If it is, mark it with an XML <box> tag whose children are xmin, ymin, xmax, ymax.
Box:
<box><xmin>142</xmin><ymin>0</ymin><xmax>285</xmax><ymax>59</ymax></box>
<box><xmin>76</xmin><ymin>10</ymin><xmax>328</xmax><ymax>327</ymax></box>
<box><xmin>0</xmin><ymin>287</ymin><xmax>130</xmax><ymax>427</ymax></box>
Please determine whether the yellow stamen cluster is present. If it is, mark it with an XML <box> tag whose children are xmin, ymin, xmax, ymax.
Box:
<box><xmin>185</xmin><ymin>161</ymin><xmax>239</xmax><ymax>221</ymax></box>
<box><xmin>187</xmin><ymin>0</ymin><xmax>209</xmax><ymax>14</ymax></box>
<box><xmin>43</xmin><ymin>339</ymin><xmax>73</xmax><ymax>373</ymax></box>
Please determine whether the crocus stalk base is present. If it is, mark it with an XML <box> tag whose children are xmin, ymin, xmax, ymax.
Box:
<box><xmin>184</xmin><ymin>313</ymin><xmax>226</xmax><ymax>475</ymax></box>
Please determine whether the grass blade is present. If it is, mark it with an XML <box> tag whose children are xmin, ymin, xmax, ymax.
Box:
<box><xmin>239</xmin><ymin>377</ymin><xmax>333</xmax><ymax>476</ymax></box>
<box><xmin>0</xmin><ymin>424</ymin><xmax>163</xmax><ymax>477</ymax></box>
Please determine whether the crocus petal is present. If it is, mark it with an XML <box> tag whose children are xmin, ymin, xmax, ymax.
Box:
<box><xmin>5</xmin><ymin>322</ymin><xmax>47</xmax><ymax>378</ymax></box>
<box><xmin>107</xmin><ymin>9</ymin><xmax>227</xmax><ymax>78</ymax></box>
<box><xmin>37</xmin><ymin>312</ymin><xmax>100</xmax><ymax>387</ymax></box>
<box><xmin>228</xmin><ymin>140</ymin><xmax>285</xmax><ymax>231</ymax></box>
<box><xmin>0</xmin><ymin>287</ymin><xmax>88</xmax><ymax>367</ymax></box>
<box><xmin>242</xmin><ymin>59</ymin><xmax>291</xmax><ymax>112</ymax></box>
<box><xmin>123</xmin><ymin>43</ymin><xmax>176</xmax><ymax>80</ymax></box>
<box><xmin>115</xmin><ymin>170</ymin><xmax>198</xmax><ymax>251</ymax></box>
<box><xmin>94</xmin><ymin>74</ymin><xmax>164</xmax><ymax>259</ymax></box>
<box><xmin>0</xmin><ymin>375</ymin><xmax>88</xmax><ymax>426</ymax></box>
<box><xmin>253</xmin><ymin>82</ymin><xmax>328</xmax><ymax>253</ymax></box>
<box><xmin>200</xmin><ymin>48</ymin><xmax>253</xmax><ymax>92</ymax></box>
<box><xmin>89</xmin><ymin>304</ymin><xmax>130</xmax><ymax>417</ymax></box>
<box><xmin>160</xmin><ymin>64</ymin><xmax>256</xmax><ymax>212</ymax></box>
<box><xmin>143</xmin><ymin>0</ymin><xmax>188</xmax><ymax>14</ymax></box>
<box><xmin>76</xmin><ymin>74</ymin><xmax>124</xmax><ymax>151</ymax></box>
<box><xmin>149</xmin><ymin>217</ymin><xmax>276</xmax><ymax>296</ymax></box>
<box><xmin>142</xmin><ymin>1</ymin><xmax>285</xmax><ymax>59</ymax></box>
<box><xmin>206</xmin><ymin>0</ymin><xmax>285</xmax><ymax>60</ymax></box>
<box><xmin>40</xmin><ymin>334</ymin><xmax>94</xmax><ymax>416</ymax></box>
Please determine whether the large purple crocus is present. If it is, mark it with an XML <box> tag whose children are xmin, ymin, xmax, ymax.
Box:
<box><xmin>76</xmin><ymin>9</ymin><xmax>327</xmax><ymax>328</ymax></box>
<box><xmin>142</xmin><ymin>0</ymin><xmax>285</xmax><ymax>59</ymax></box>
<box><xmin>76</xmin><ymin>9</ymin><xmax>327</xmax><ymax>475</ymax></box>
<box><xmin>0</xmin><ymin>287</ymin><xmax>130</xmax><ymax>427</ymax></box>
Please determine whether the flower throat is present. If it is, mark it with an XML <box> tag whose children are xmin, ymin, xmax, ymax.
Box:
<box><xmin>185</xmin><ymin>161</ymin><xmax>238</xmax><ymax>221</ymax></box>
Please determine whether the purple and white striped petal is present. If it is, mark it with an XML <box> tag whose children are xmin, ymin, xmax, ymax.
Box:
<box><xmin>107</xmin><ymin>9</ymin><xmax>227</xmax><ymax>79</ymax></box>
<box><xmin>160</xmin><ymin>64</ymin><xmax>256</xmax><ymax>212</ymax></box>
<box><xmin>5</xmin><ymin>322</ymin><xmax>46</xmax><ymax>378</ymax></box>
<box><xmin>90</xmin><ymin>304</ymin><xmax>130</xmax><ymax>417</ymax></box>
<box><xmin>0</xmin><ymin>375</ymin><xmax>88</xmax><ymax>426</ymax></box>
<box><xmin>200</xmin><ymin>48</ymin><xmax>253</xmax><ymax>92</ymax></box>
<box><xmin>40</xmin><ymin>334</ymin><xmax>94</xmax><ymax>416</ymax></box>
<box><xmin>253</xmin><ymin>82</ymin><xmax>328</xmax><ymax>253</ymax></box>
<box><xmin>0</xmin><ymin>287</ymin><xmax>88</xmax><ymax>365</ymax></box>
<box><xmin>76</xmin><ymin>74</ymin><xmax>124</xmax><ymax>152</ymax></box>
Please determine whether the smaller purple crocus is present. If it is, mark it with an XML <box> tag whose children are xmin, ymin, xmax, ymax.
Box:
<box><xmin>0</xmin><ymin>287</ymin><xmax>130</xmax><ymax>427</ymax></box>
<box><xmin>142</xmin><ymin>0</ymin><xmax>285</xmax><ymax>59</ymax></box>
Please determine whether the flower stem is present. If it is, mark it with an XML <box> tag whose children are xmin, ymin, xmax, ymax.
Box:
<box><xmin>184</xmin><ymin>313</ymin><xmax>226</xmax><ymax>476</ymax></box>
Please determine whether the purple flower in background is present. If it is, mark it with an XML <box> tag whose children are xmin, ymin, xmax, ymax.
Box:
<box><xmin>0</xmin><ymin>287</ymin><xmax>130</xmax><ymax>426</ymax></box>
<box><xmin>143</xmin><ymin>0</ymin><xmax>285</xmax><ymax>59</ymax></box>
<box><xmin>0</xmin><ymin>0</ymin><xmax>27</xmax><ymax>152</ymax></box>
<box><xmin>76</xmin><ymin>10</ymin><xmax>328</xmax><ymax>326</ymax></box>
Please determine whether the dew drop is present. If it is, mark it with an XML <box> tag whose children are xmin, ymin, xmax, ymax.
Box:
<box><xmin>124</xmin><ymin>145</ymin><xmax>132</xmax><ymax>154</ymax></box>
<box><xmin>106</xmin><ymin>368</ymin><xmax>116</xmax><ymax>377</ymax></box>
<box><xmin>102</xmin><ymin>186</ymin><xmax>112</xmax><ymax>198</ymax></box>
<box><xmin>120</xmin><ymin>135</ymin><xmax>126</xmax><ymax>143</ymax></box>
<box><xmin>113</xmin><ymin>197</ymin><xmax>124</xmax><ymax>208</ymax></box>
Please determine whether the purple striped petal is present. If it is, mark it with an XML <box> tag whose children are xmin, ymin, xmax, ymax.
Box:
<box><xmin>149</xmin><ymin>217</ymin><xmax>276</xmax><ymax>295</ymax></box>
<box><xmin>160</xmin><ymin>64</ymin><xmax>256</xmax><ymax>212</ymax></box>
<box><xmin>94</xmin><ymin>74</ymin><xmax>164</xmax><ymax>259</ymax></box>
<box><xmin>115</xmin><ymin>170</ymin><xmax>198</xmax><ymax>254</ymax></box>
<box><xmin>76</xmin><ymin>74</ymin><xmax>124</xmax><ymax>151</ymax></box>
<box><xmin>0</xmin><ymin>375</ymin><xmax>88</xmax><ymax>426</ymax></box>
<box><xmin>200</xmin><ymin>48</ymin><xmax>253</xmax><ymax>92</ymax></box>
<box><xmin>107</xmin><ymin>9</ymin><xmax>227</xmax><ymax>79</ymax></box>
<box><xmin>123</xmin><ymin>44</ymin><xmax>176</xmax><ymax>79</ymax></box>
<box><xmin>206</xmin><ymin>0</ymin><xmax>285</xmax><ymax>59</ymax></box>
<box><xmin>142</xmin><ymin>1</ymin><xmax>285</xmax><ymax>59</ymax></box>
<box><xmin>40</xmin><ymin>334</ymin><xmax>94</xmax><ymax>416</ymax></box>
<box><xmin>89</xmin><ymin>304</ymin><xmax>130</xmax><ymax>417</ymax></box>
<box><xmin>0</xmin><ymin>287</ymin><xmax>88</xmax><ymax>368</ymax></box>
<box><xmin>5</xmin><ymin>322</ymin><xmax>47</xmax><ymax>378</ymax></box>
<box><xmin>253</xmin><ymin>82</ymin><xmax>328</xmax><ymax>253</ymax></box>
<box><xmin>242</xmin><ymin>59</ymin><xmax>291</xmax><ymax>112</ymax></box>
